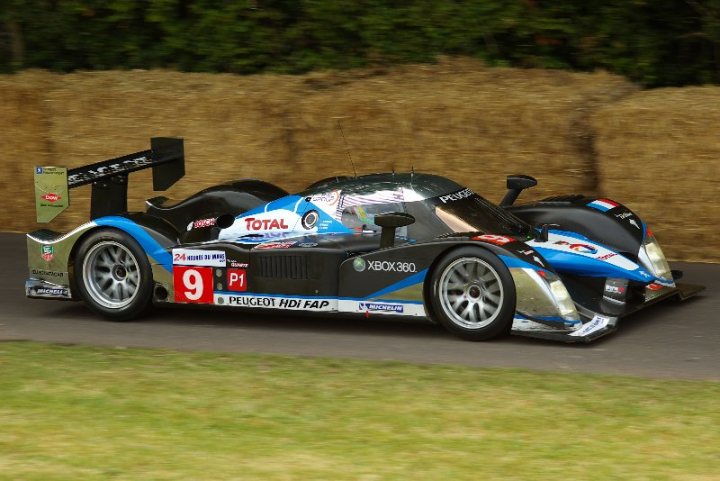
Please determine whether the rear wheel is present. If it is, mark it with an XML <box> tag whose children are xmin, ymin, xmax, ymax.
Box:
<box><xmin>74</xmin><ymin>229</ymin><xmax>153</xmax><ymax>321</ymax></box>
<box><xmin>429</xmin><ymin>247</ymin><xmax>516</xmax><ymax>341</ymax></box>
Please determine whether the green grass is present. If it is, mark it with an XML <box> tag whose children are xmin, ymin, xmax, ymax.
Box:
<box><xmin>0</xmin><ymin>342</ymin><xmax>718</xmax><ymax>481</ymax></box>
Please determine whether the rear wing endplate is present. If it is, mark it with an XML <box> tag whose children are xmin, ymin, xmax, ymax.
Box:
<box><xmin>34</xmin><ymin>137</ymin><xmax>184</xmax><ymax>222</ymax></box>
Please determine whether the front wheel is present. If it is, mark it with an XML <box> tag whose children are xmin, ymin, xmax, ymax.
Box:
<box><xmin>74</xmin><ymin>229</ymin><xmax>153</xmax><ymax>321</ymax></box>
<box><xmin>428</xmin><ymin>247</ymin><xmax>516</xmax><ymax>341</ymax></box>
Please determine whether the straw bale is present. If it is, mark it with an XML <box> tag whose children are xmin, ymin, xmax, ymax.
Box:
<box><xmin>0</xmin><ymin>71</ymin><xmax>56</xmax><ymax>231</ymax></box>
<box><xmin>592</xmin><ymin>87</ymin><xmax>720</xmax><ymax>261</ymax></box>
<box><xmin>289</xmin><ymin>58</ymin><xmax>636</xmax><ymax>204</ymax></box>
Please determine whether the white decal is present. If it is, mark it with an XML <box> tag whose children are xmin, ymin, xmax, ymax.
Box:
<box><xmin>214</xmin><ymin>294</ymin><xmax>337</xmax><ymax>311</ymax></box>
<box><xmin>439</xmin><ymin>187</ymin><xmax>474</xmax><ymax>204</ymax></box>
<box><xmin>338</xmin><ymin>300</ymin><xmax>426</xmax><ymax>317</ymax></box>
<box><xmin>172</xmin><ymin>248</ymin><xmax>226</xmax><ymax>267</ymax></box>
<box><xmin>220</xmin><ymin>209</ymin><xmax>304</xmax><ymax>240</ymax></box>
<box><xmin>367</xmin><ymin>261</ymin><xmax>417</xmax><ymax>273</ymax></box>
<box><xmin>569</xmin><ymin>315</ymin><xmax>610</xmax><ymax>337</ymax></box>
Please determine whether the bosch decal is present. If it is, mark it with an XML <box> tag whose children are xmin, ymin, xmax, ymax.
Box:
<box><xmin>193</xmin><ymin>218</ymin><xmax>216</xmax><ymax>229</ymax></box>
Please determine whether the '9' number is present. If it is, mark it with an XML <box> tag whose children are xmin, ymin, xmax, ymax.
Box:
<box><xmin>174</xmin><ymin>266</ymin><xmax>213</xmax><ymax>304</ymax></box>
<box><xmin>182</xmin><ymin>269</ymin><xmax>204</xmax><ymax>300</ymax></box>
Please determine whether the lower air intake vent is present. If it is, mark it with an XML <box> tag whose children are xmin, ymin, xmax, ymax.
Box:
<box><xmin>258</xmin><ymin>255</ymin><xmax>308</xmax><ymax>279</ymax></box>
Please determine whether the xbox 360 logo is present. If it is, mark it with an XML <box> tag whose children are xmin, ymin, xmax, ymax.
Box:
<box><xmin>353</xmin><ymin>257</ymin><xmax>366</xmax><ymax>272</ymax></box>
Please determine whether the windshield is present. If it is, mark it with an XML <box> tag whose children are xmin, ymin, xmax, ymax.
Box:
<box><xmin>406</xmin><ymin>188</ymin><xmax>533</xmax><ymax>239</ymax></box>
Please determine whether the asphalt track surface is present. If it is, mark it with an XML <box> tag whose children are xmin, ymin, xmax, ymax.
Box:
<box><xmin>1</xmin><ymin>233</ymin><xmax>717</xmax><ymax>380</ymax></box>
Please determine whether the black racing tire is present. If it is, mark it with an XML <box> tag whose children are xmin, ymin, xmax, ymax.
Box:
<box><xmin>74</xmin><ymin>229</ymin><xmax>153</xmax><ymax>321</ymax></box>
<box><xmin>428</xmin><ymin>246</ymin><xmax>516</xmax><ymax>341</ymax></box>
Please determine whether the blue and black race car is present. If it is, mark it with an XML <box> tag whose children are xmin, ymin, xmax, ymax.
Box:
<box><xmin>26</xmin><ymin>138</ymin><xmax>703</xmax><ymax>342</ymax></box>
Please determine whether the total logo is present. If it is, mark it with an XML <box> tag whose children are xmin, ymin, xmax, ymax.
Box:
<box><xmin>41</xmin><ymin>193</ymin><xmax>61</xmax><ymax>203</ymax></box>
<box><xmin>244</xmin><ymin>217</ymin><xmax>290</xmax><ymax>231</ymax></box>
<box><xmin>368</xmin><ymin>260</ymin><xmax>417</xmax><ymax>273</ymax></box>
<box><xmin>553</xmin><ymin>240</ymin><xmax>598</xmax><ymax>255</ymax></box>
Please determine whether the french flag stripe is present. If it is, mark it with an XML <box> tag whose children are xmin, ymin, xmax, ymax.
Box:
<box><xmin>587</xmin><ymin>199</ymin><xmax>619</xmax><ymax>212</ymax></box>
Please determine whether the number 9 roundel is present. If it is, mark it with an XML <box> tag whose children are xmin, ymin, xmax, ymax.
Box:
<box><xmin>173</xmin><ymin>266</ymin><xmax>213</xmax><ymax>304</ymax></box>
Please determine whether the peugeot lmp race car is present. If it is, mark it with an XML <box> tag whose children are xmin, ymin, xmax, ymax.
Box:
<box><xmin>27</xmin><ymin>138</ymin><xmax>704</xmax><ymax>342</ymax></box>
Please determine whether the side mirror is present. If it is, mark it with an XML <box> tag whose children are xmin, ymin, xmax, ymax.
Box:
<box><xmin>374</xmin><ymin>212</ymin><xmax>415</xmax><ymax>248</ymax></box>
<box><xmin>500</xmin><ymin>174</ymin><xmax>538</xmax><ymax>207</ymax></box>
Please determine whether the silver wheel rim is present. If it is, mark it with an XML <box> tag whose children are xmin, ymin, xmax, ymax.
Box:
<box><xmin>438</xmin><ymin>257</ymin><xmax>504</xmax><ymax>330</ymax></box>
<box><xmin>82</xmin><ymin>241</ymin><xmax>141</xmax><ymax>309</ymax></box>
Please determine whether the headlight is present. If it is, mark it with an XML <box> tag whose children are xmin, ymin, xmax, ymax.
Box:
<box><xmin>549</xmin><ymin>278</ymin><xmax>577</xmax><ymax>319</ymax></box>
<box><xmin>639</xmin><ymin>230</ymin><xmax>672</xmax><ymax>281</ymax></box>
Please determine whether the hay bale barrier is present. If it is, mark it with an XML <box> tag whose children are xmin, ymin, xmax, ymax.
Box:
<box><xmin>592</xmin><ymin>87</ymin><xmax>720</xmax><ymax>262</ymax></box>
<box><xmin>0</xmin><ymin>71</ymin><xmax>57</xmax><ymax>231</ymax></box>
<box><xmin>2</xmin><ymin>58</ymin><xmax>718</xmax><ymax>262</ymax></box>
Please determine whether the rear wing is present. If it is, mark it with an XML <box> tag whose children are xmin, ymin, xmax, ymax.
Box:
<box><xmin>34</xmin><ymin>137</ymin><xmax>184</xmax><ymax>222</ymax></box>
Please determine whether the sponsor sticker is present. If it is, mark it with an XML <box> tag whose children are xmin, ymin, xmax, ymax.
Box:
<box><xmin>227</xmin><ymin>268</ymin><xmax>248</xmax><ymax>292</ymax></box>
<box><xmin>34</xmin><ymin>166</ymin><xmax>69</xmax><ymax>223</ymax></box>
<box><xmin>192</xmin><ymin>218</ymin><xmax>216</xmax><ymax>229</ymax></box>
<box><xmin>41</xmin><ymin>193</ymin><xmax>61</xmax><ymax>203</ymax></box>
<box><xmin>256</xmin><ymin>241</ymin><xmax>296</xmax><ymax>250</ymax></box>
<box><xmin>646</xmin><ymin>283</ymin><xmax>664</xmax><ymax>291</ymax></box>
<box><xmin>569</xmin><ymin>315</ymin><xmax>610</xmax><ymax>337</ymax></box>
<box><xmin>439</xmin><ymin>187</ymin><xmax>474</xmax><ymax>204</ymax></box>
<box><xmin>353</xmin><ymin>257</ymin><xmax>366</xmax><ymax>272</ymax></box>
<box><xmin>586</xmin><ymin>198</ymin><xmax>620</xmax><ymax>212</ymax></box>
<box><xmin>310</xmin><ymin>190</ymin><xmax>340</xmax><ymax>205</ymax></box>
<box><xmin>228</xmin><ymin>260</ymin><xmax>249</xmax><ymax>269</ymax></box>
<box><xmin>173</xmin><ymin>266</ymin><xmax>214</xmax><ymax>304</ymax></box>
<box><xmin>473</xmin><ymin>234</ymin><xmax>515</xmax><ymax>245</ymax></box>
<box><xmin>214</xmin><ymin>294</ymin><xmax>335</xmax><ymax>311</ymax></box>
<box><xmin>359</xmin><ymin>302</ymin><xmax>404</xmax><ymax>313</ymax></box>
<box><xmin>172</xmin><ymin>248</ymin><xmax>226</xmax><ymax>267</ymax></box>
<box><xmin>34</xmin><ymin>287</ymin><xmax>70</xmax><ymax>297</ymax></box>
<box><xmin>41</xmin><ymin>245</ymin><xmax>54</xmax><ymax>262</ymax></box>
<box><xmin>244</xmin><ymin>217</ymin><xmax>290</xmax><ymax>231</ymax></box>
<box><xmin>553</xmin><ymin>240</ymin><xmax>598</xmax><ymax>255</ymax></box>
<box><xmin>367</xmin><ymin>260</ymin><xmax>417</xmax><ymax>273</ymax></box>
<box><xmin>301</xmin><ymin>210</ymin><xmax>319</xmax><ymax>229</ymax></box>
<box><xmin>31</xmin><ymin>269</ymin><xmax>65</xmax><ymax>279</ymax></box>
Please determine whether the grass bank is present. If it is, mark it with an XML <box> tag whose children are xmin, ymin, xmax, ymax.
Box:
<box><xmin>0</xmin><ymin>342</ymin><xmax>718</xmax><ymax>480</ymax></box>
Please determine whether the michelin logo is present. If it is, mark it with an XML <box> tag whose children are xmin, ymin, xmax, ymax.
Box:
<box><xmin>359</xmin><ymin>302</ymin><xmax>404</xmax><ymax>313</ymax></box>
